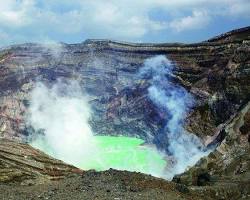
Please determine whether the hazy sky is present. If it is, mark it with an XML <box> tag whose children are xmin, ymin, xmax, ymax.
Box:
<box><xmin>0</xmin><ymin>0</ymin><xmax>249</xmax><ymax>46</ymax></box>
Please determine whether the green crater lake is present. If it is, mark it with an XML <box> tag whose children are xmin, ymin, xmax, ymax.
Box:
<box><xmin>31</xmin><ymin>136</ymin><xmax>167</xmax><ymax>178</ymax></box>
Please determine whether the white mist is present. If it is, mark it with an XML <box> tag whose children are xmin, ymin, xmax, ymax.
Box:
<box><xmin>27</xmin><ymin>80</ymin><xmax>167</xmax><ymax>178</ymax></box>
<box><xmin>139</xmin><ymin>55</ymin><xmax>209</xmax><ymax>179</ymax></box>
<box><xmin>27</xmin><ymin>81</ymin><xmax>97</xmax><ymax>167</ymax></box>
<box><xmin>27</xmin><ymin>55</ymin><xmax>209</xmax><ymax>179</ymax></box>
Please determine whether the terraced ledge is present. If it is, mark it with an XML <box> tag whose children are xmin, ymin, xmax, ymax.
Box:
<box><xmin>0</xmin><ymin>139</ymin><xmax>82</xmax><ymax>184</ymax></box>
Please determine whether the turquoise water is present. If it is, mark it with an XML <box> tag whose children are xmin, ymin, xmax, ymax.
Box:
<box><xmin>31</xmin><ymin>135</ymin><xmax>167</xmax><ymax>177</ymax></box>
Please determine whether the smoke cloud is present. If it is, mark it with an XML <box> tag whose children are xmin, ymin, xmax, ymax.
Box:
<box><xmin>41</xmin><ymin>40</ymin><xmax>64</xmax><ymax>59</ymax></box>
<box><xmin>27</xmin><ymin>80</ymin><xmax>98</xmax><ymax>167</ymax></box>
<box><xmin>26</xmin><ymin>80</ymin><xmax>167</xmax><ymax>177</ymax></box>
<box><xmin>26</xmin><ymin>55</ymin><xmax>209</xmax><ymax>179</ymax></box>
<box><xmin>139</xmin><ymin>55</ymin><xmax>209</xmax><ymax>179</ymax></box>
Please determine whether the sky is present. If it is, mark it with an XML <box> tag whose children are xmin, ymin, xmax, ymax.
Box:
<box><xmin>0</xmin><ymin>0</ymin><xmax>249</xmax><ymax>47</ymax></box>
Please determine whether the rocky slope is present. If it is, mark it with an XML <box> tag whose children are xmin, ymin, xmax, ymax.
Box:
<box><xmin>1</xmin><ymin>167</ymin><xmax>216</xmax><ymax>200</ymax></box>
<box><xmin>0</xmin><ymin>27</ymin><xmax>249</xmax><ymax>199</ymax></box>
<box><xmin>173</xmin><ymin>102</ymin><xmax>250</xmax><ymax>199</ymax></box>
<box><xmin>0</xmin><ymin>139</ymin><xmax>81</xmax><ymax>184</ymax></box>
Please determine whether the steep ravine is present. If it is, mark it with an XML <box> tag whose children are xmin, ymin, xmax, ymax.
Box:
<box><xmin>0</xmin><ymin>27</ymin><xmax>249</xmax><ymax>199</ymax></box>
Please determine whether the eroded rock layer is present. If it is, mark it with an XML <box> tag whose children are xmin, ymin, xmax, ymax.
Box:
<box><xmin>0</xmin><ymin>139</ymin><xmax>81</xmax><ymax>184</ymax></box>
<box><xmin>0</xmin><ymin>27</ymin><xmax>249</xmax><ymax>146</ymax></box>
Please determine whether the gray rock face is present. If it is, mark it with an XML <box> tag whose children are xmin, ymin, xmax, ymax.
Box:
<box><xmin>0</xmin><ymin>42</ymin><xmax>154</xmax><ymax>141</ymax></box>
<box><xmin>0</xmin><ymin>27</ymin><xmax>249</xmax><ymax>147</ymax></box>
<box><xmin>173</xmin><ymin>102</ymin><xmax>250</xmax><ymax>199</ymax></box>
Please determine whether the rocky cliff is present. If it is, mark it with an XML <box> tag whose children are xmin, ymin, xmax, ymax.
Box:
<box><xmin>0</xmin><ymin>26</ymin><xmax>249</xmax><ymax>199</ymax></box>
<box><xmin>0</xmin><ymin>27</ymin><xmax>249</xmax><ymax>144</ymax></box>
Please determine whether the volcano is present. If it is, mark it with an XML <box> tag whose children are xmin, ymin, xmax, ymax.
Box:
<box><xmin>0</xmin><ymin>27</ymin><xmax>249</xmax><ymax>200</ymax></box>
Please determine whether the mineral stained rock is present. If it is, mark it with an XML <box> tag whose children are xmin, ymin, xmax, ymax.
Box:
<box><xmin>0</xmin><ymin>27</ymin><xmax>249</xmax><ymax>145</ymax></box>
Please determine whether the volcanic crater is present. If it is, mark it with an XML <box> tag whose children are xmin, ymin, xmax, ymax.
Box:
<box><xmin>0</xmin><ymin>26</ymin><xmax>249</xmax><ymax>200</ymax></box>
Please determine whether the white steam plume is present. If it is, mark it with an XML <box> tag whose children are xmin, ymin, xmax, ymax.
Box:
<box><xmin>139</xmin><ymin>55</ymin><xmax>209</xmax><ymax>179</ymax></box>
<box><xmin>41</xmin><ymin>40</ymin><xmax>64</xmax><ymax>59</ymax></box>
<box><xmin>26</xmin><ymin>55</ymin><xmax>208</xmax><ymax>179</ymax></box>
<box><xmin>26</xmin><ymin>80</ymin><xmax>167</xmax><ymax>178</ymax></box>
<box><xmin>27</xmin><ymin>80</ymin><xmax>98</xmax><ymax>167</ymax></box>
